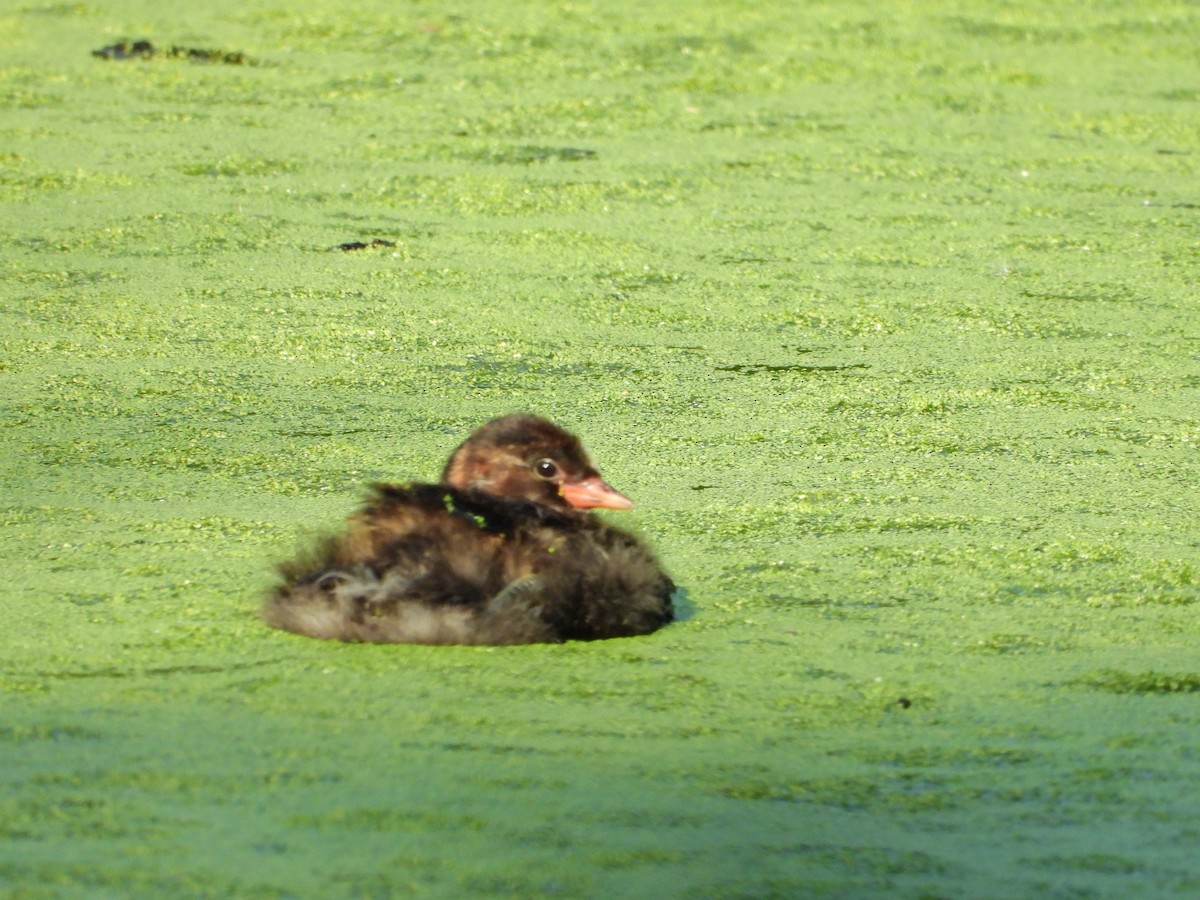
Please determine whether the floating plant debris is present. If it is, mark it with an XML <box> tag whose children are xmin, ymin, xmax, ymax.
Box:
<box><xmin>715</xmin><ymin>363</ymin><xmax>869</xmax><ymax>375</ymax></box>
<box><xmin>1077</xmin><ymin>670</ymin><xmax>1200</xmax><ymax>694</ymax></box>
<box><xmin>92</xmin><ymin>40</ymin><xmax>250</xmax><ymax>65</ymax></box>
<box><xmin>337</xmin><ymin>239</ymin><xmax>397</xmax><ymax>252</ymax></box>
<box><xmin>477</xmin><ymin>145</ymin><xmax>597</xmax><ymax>165</ymax></box>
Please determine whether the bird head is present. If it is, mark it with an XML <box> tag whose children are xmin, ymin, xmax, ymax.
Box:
<box><xmin>441</xmin><ymin>414</ymin><xmax>634</xmax><ymax>513</ymax></box>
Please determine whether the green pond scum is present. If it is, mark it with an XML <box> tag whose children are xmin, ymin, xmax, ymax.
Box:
<box><xmin>1</xmin><ymin>0</ymin><xmax>1197</xmax><ymax>896</ymax></box>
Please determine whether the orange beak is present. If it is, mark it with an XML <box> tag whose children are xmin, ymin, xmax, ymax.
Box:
<box><xmin>559</xmin><ymin>475</ymin><xmax>634</xmax><ymax>510</ymax></box>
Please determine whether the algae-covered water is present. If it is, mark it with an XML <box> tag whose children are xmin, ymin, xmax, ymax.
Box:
<box><xmin>3</xmin><ymin>1</ymin><xmax>1199</xmax><ymax>896</ymax></box>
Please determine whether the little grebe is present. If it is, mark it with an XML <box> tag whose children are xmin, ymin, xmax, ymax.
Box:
<box><xmin>264</xmin><ymin>414</ymin><xmax>675</xmax><ymax>644</ymax></box>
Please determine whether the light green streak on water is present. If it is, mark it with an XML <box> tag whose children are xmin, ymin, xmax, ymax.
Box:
<box><xmin>2</xmin><ymin>1</ymin><xmax>1199</xmax><ymax>896</ymax></box>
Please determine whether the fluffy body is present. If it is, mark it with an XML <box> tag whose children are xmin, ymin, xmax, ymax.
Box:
<box><xmin>264</xmin><ymin>415</ymin><xmax>675</xmax><ymax>645</ymax></box>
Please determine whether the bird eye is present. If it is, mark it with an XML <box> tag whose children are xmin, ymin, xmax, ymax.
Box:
<box><xmin>534</xmin><ymin>459</ymin><xmax>558</xmax><ymax>479</ymax></box>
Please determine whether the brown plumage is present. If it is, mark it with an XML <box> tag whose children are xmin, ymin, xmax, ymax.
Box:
<box><xmin>263</xmin><ymin>414</ymin><xmax>675</xmax><ymax>645</ymax></box>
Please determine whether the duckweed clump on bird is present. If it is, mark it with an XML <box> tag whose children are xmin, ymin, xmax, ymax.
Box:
<box><xmin>2</xmin><ymin>0</ymin><xmax>1200</xmax><ymax>896</ymax></box>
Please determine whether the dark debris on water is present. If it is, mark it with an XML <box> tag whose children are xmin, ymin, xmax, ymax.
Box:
<box><xmin>92</xmin><ymin>40</ymin><xmax>250</xmax><ymax>65</ymax></box>
<box><xmin>337</xmin><ymin>239</ymin><xmax>397</xmax><ymax>252</ymax></box>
